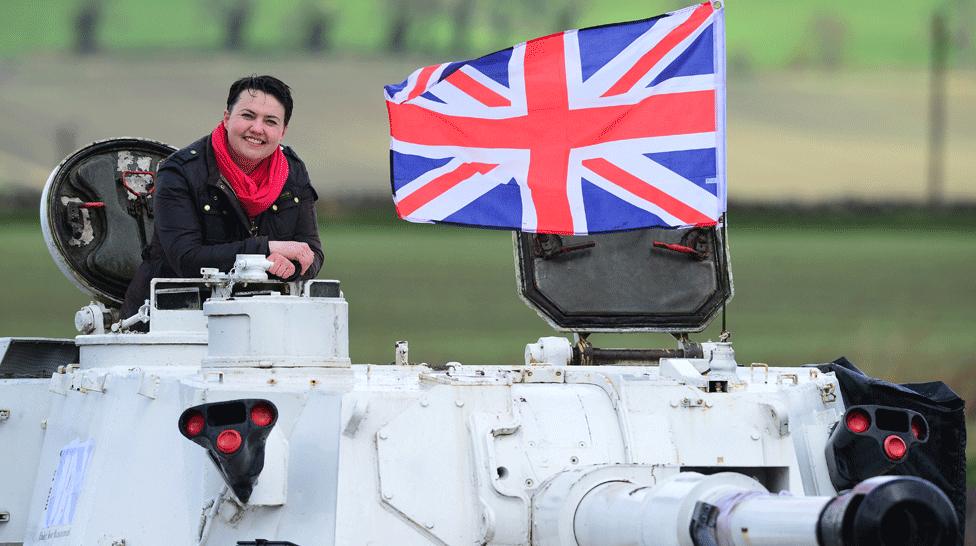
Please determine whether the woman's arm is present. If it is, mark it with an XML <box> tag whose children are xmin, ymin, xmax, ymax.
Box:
<box><xmin>290</xmin><ymin>187</ymin><xmax>323</xmax><ymax>280</ymax></box>
<box><xmin>279</xmin><ymin>157</ymin><xmax>324</xmax><ymax>280</ymax></box>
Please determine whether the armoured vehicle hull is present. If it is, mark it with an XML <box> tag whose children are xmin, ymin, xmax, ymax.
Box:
<box><xmin>0</xmin><ymin>137</ymin><xmax>963</xmax><ymax>545</ymax></box>
<box><xmin>0</xmin><ymin>289</ymin><xmax>960</xmax><ymax>545</ymax></box>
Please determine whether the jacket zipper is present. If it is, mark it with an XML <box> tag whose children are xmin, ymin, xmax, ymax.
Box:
<box><xmin>216</xmin><ymin>178</ymin><xmax>256</xmax><ymax>238</ymax></box>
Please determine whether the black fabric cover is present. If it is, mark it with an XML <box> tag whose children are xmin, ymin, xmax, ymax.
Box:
<box><xmin>818</xmin><ymin>357</ymin><xmax>966</xmax><ymax>545</ymax></box>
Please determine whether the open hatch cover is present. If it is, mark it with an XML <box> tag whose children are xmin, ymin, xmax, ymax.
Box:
<box><xmin>515</xmin><ymin>225</ymin><xmax>732</xmax><ymax>333</ymax></box>
<box><xmin>41</xmin><ymin>138</ymin><xmax>176</xmax><ymax>305</ymax></box>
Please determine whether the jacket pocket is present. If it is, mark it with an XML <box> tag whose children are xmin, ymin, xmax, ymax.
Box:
<box><xmin>199</xmin><ymin>192</ymin><xmax>233</xmax><ymax>243</ymax></box>
<box><xmin>267</xmin><ymin>191</ymin><xmax>303</xmax><ymax>237</ymax></box>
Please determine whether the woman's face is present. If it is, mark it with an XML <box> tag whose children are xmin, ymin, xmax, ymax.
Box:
<box><xmin>222</xmin><ymin>90</ymin><xmax>288</xmax><ymax>163</ymax></box>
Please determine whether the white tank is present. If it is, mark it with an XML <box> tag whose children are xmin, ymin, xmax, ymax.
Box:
<box><xmin>0</xmin><ymin>139</ymin><xmax>960</xmax><ymax>546</ymax></box>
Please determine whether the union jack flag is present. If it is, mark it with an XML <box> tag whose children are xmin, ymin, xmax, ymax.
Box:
<box><xmin>385</xmin><ymin>2</ymin><xmax>726</xmax><ymax>235</ymax></box>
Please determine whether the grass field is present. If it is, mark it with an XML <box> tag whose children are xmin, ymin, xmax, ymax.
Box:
<box><xmin>1</xmin><ymin>0</ymin><xmax>970</xmax><ymax>69</ymax></box>
<box><xmin>2</xmin><ymin>217</ymin><xmax>973</xmax><ymax>387</ymax></box>
<box><xmin>1</xmin><ymin>56</ymin><xmax>975</xmax><ymax>206</ymax></box>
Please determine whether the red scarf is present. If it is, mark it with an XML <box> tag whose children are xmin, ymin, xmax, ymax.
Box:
<box><xmin>210</xmin><ymin>122</ymin><xmax>289</xmax><ymax>218</ymax></box>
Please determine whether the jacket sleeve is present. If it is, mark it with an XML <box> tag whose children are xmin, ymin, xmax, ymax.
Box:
<box><xmin>292</xmin><ymin>159</ymin><xmax>324</xmax><ymax>281</ymax></box>
<box><xmin>154</xmin><ymin>164</ymin><xmax>270</xmax><ymax>277</ymax></box>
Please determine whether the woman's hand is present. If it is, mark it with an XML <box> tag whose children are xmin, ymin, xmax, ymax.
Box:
<box><xmin>268</xmin><ymin>240</ymin><xmax>313</xmax><ymax>274</ymax></box>
<box><xmin>266</xmin><ymin>252</ymin><xmax>296</xmax><ymax>279</ymax></box>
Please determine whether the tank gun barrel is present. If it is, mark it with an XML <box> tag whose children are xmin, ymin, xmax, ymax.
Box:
<box><xmin>570</xmin><ymin>472</ymin><xmax>957</xmax><ymax>546</ymax></box>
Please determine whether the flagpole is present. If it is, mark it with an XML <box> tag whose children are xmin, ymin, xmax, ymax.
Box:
<box><xmin>720</xmin><ymin>212</ymin><xmax>730</xmax><ymax>342</ymax></box>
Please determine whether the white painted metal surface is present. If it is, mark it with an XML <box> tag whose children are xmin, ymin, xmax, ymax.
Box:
<box><xmin>0</xmin><ymin>257</ymin><xmax>863</xmax><ymax>546</ymax></box>
<box><xmin>204</xmin><ymin>295</ymin><xmax>350</xmax><ymax>368</ymax></box>
<box><xmin>573</xmin><ymin>472</ymin><xmax>766</xmax><ymax>546</ymax></box>
<box><xmin>524</xmin><ymin>336</ymin><xmax>572</xmax><ymax>366</ymax></box>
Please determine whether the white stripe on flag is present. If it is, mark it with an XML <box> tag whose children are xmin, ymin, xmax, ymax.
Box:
<box><xmin>458</xmin><ymin>65</ymin><xmax>513</xmax><ymax>101</ymax></box>
<box><xmin>566</xmin><ymin>160</ymin><xmax>588</xmax><ymax>235</ymax></box>
<box><xmin>604</xmin><ymin>153</ymin><xmax>719</xmax><ymax>217</ymax></box>
<box><xmin>581</xmin><ymin>7</ymin><xmax>696</xmax><ymax>98</ymax></box>
<box><xmin>407</xmin><ymin>171</ymin><xmax>506</xmax><ymax>222</ymax></box>
<box><xmin>575</xmin><ymin>132</ymin><xmax>716</xmax><ymax>157</ymax></box>
<box><xmin>393</xmin><ymin>157</ymin><xmax>465</xmax><ymax>202</ymax></box>
<box><xmin>578</xmin><ymin>163</ymin><xmax>684</xmax><ymax>226</ymax></box>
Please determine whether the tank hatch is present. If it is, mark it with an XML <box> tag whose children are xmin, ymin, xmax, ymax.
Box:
<box><xmin>41</xmin><ymin>138</ymin><xmax>176</xmax><ymax>305</ymax></box>
<box><xmin>515</xmin><ymin>225</ymin><xmax>732</xmax><ymax>332</ymax></box>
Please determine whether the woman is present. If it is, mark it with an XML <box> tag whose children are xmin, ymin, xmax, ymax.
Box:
<box><xmin>122</xmin><ymin>75</ymin><xmax>323</xmax><ymax>318</ymax></box>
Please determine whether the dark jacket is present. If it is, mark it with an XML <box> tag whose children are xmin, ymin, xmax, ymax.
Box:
<box><xmin>121</xmin><ymin>135</ymin><xmax>323</xmax><ymax>317</ymax></box>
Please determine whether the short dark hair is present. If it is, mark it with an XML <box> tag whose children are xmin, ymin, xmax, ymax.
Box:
<box><xmin>226</xmin><ymin>75</ymin><xmax>294</xmax><ymax>125</ymax></box>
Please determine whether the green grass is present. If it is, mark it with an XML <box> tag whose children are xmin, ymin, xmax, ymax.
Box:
<box><xmin>0</xmin><ymin>0</ymin><xmax>969</xmax><ymax>68</ymax></box>
<box><xmin>2</xmin><ymin>217</ymin><xmax>974</xmax><ymax>385</ymax></box>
